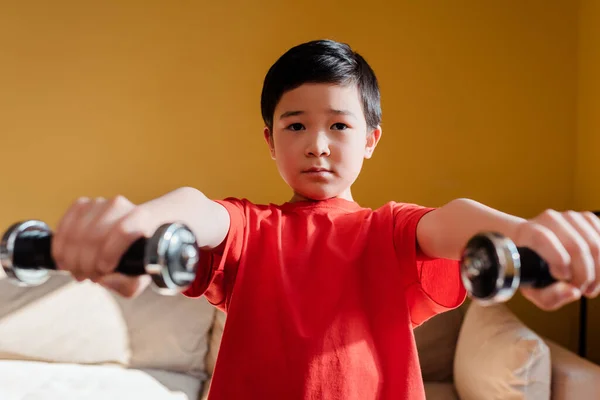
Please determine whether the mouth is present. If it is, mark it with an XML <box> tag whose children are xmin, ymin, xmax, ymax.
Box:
<box><xmin>303</xmin><ymin>167</ymin><xmax>333</xmax><ymax>174</ymax></box>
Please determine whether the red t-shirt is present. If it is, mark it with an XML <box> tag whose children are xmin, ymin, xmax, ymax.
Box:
<box><xmin>183</xmin><ymin>197</ymin><xmax>466</xmax><ymax>400</ymax></box>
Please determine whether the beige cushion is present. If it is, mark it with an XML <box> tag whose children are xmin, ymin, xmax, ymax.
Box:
<box><xmin>0</xmin><ymin>275</ymin><xmax>130</xmax><ymax>365</ymax></box>
<box><xmin>454</xmin><ymin>302</ymin><xmax>551</xmax><ymax>399</ymax></box>
<box><xmin>414</xmin><ymin>304</ymin><xmax>465</xmax><ymax>382</ymax></box>
<box><xmin>0</xmin><ymin>360</ymin><xmax>190</xmax><ymax>400</ymax></box>
<box><xmin>113</xmin><ymin>283</ymin><xmax>215</xmax><ymax>379</ymax></box>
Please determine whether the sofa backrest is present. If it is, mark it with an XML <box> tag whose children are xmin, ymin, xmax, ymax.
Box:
<box><xmin>413</xmin><ymin>304</ymin><xmax>467</xmax><ymax>382</ymax></box>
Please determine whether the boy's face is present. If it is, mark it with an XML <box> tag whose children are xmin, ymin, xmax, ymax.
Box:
<box><xmin>264</xmin><ymin>83</ymin><xmax>381</xmax><ymax>202</ymax></box>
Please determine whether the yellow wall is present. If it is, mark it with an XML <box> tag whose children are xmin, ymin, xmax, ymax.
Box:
<box><xmin>0</xmin><ymin>2</ymin><xmax>581</xmax><ymax>350</ymax></box>
<box><xmin>576</xmin><ymin>0</ymin><xmax>600</xmax><ymax>364</ymax></box>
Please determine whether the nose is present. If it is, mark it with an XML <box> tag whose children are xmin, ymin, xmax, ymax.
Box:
<box><xmin>305</xmin><ymin>132</ymin><xmax>330</xmax><ymax>158</ymax></box>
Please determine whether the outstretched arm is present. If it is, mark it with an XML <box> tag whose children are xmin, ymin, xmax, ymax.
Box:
<box><xmin>416</xmin><ymin>198</ymin><xmax>600</xmax><ymax>310</ymax></box>
<box><xmin>416</xmin><ymin>198</ymin><xmax>526</xmax><ymax>261</ymax></box>
<box><xmin>51</xmin><ymin>187</ymin><xmax>231</xmax><ymax>297</ymax></box>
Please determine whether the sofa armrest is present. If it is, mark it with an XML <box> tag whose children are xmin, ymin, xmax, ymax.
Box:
<box><xmin>544</xmin><ymin>339</ymin><xmax>600</xmax><ymax>400</ymax></box>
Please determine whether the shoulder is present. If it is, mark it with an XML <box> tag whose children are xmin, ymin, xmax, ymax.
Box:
<box><xmin>374</xmin><ymin>201</ymin><xmax>436</xmax><ymax>220</ymax></box>
<box><xmin>213</xmin><ymin>197</ymin><xmax>284</xmax><ymax>218</ymax></box>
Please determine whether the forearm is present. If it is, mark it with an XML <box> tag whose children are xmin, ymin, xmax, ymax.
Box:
<box><xmin>417</xmin><ymin>198</ymin><xmax>526</xmax><ymax>260</ymax></box>
<box><xmin>138</xmin><ymin>186</ymin><xmax>230</xmax><ymax>250</ymax></box>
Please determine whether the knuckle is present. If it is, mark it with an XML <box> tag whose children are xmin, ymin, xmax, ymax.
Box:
<box><xmin>110</xmin><ymin>195</ymin><xmax>132</xmax><ymax>209</ymax></box>
<box><xmin>90</xmin><ymin>197</ymin><xmax>106</xmax><ymax>210</ymax></box>
<box><xmin>123</xmin><ymin>207</ymin><xmax>151</xmax><ymax>233</ymax></box>
<box><xmin>529</xmin><ymin>224</ymin><xmax>558</xmax><ymax>251</ymax></box>
<box><xmin>563</xmin><ymin>210</ymin><xmax>579</xmax><ymax>220</ymax></box>
<box><xmin>541</xmin><ymin>208</ymin><xmax>560</xmax><ymax>221</ymax></box>
<box><xmin>73</xmin><ymin>196</ymin><xmax>91</xmax><ymax>209</ymax></box>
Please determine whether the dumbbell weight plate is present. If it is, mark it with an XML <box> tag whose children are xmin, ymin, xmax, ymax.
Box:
<box><xmin>144</xmin><ymin>222</ymin><xmax>199</xmax><ymax>295</ymax></box>
<box><xmin>0</xmin><ymin>220</ymin><xmax>52</xmax><ymax>287</ymax></box>
<box><xmin>459</xmin><ymin>232</ymin><xmax>521</xmax><ymax>305</ymax></box>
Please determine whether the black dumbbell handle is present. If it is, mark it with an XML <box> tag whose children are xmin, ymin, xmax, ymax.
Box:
<box><xmin>517</xmin><ymin>247</ymin><xmax>557</xmax><ymax>288</ymax></box>
<box><xmin>12</xmin><ymin>229</ymin><xmax>147</xmax><ymax>276</ymax></box>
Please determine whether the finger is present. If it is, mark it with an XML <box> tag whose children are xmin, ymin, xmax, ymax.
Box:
<box><xmin>76</xmin><ymin>198</ymin><xmax>112</xmax><ymax>281</ymax></box>
<box><xmin>85</xmin><ymin>197</ymin><xmax>135</xmax><ymax>282</ymax></box>
<box><xmin>53</xmin><ymin>197</ymin><xmax>94</xmax><ymax>281</ymax></box>
<box><xmin>582</xmin><ymin>211</ymin><xmax>600</xmax><ymax>234</ymax></box>
<box><xmin>519</xmin><ymin>222</ymin><xmax>571</xmax><ymax>281</ymax></box>
<box><xmin>67</xmin><ymin>201</ymin><xmax>107</xmax><ymax>282</ymax></box>
<box><xmin>583</xmin><ymin>212</ymin><xmax>600</xmax><ymax>297</ymax></box>
<box><xmin>68</xmin><ymin>198</ymin><xmax>110</xmax><ymax>281</ymax></box>
<box><xmin>563</xmin><ymin>211</ymin><xmax>600</xmax><ymax>296</ymax></box>
<box><xmin>97</xmin><ymin>274</ymin><xmax>151</xmax><ymax>298</ymax></box>
<box><xmin>52</xmin><ymin>197</ymin><xmax>91</xmax><ymax>267</ymax></box>
<box><xmin>96</xmin><ymin>208</ymin><xmax>150</xmax><ymax>275</ymax></box>
<box><xmin>520</xmin><ymin>282</ymin><xmax>582</xmax><ymax>311</ymax></box>
<box><xmin>88</xmin><ymin>196</ymin><xmax>135</xmax><ymax>241</ymax></box>
<box><xmin>536</xmin><ymin>210</ymin><xmax>594</xmax><ymax>291</ymax></box>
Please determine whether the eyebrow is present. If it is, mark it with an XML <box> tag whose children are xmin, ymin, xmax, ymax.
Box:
<box><xmin>279</xmin><ymin>109</ymin><xmax>357</xmax><ymax>120</ymax></box>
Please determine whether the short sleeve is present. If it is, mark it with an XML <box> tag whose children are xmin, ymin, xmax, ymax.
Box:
<box><xmin>392</xmin><ymin>203</ymin><xmax>466</xmax><ymax>328</ymax></box>
<box><xmin>182</xmin><ymin>197</ymin><xmax>248</xmax><ymax>312</ymax></box>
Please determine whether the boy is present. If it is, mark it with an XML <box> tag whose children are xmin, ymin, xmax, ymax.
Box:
<box><xmin>52</xmin><ymin>40</ymin><xmax>600</xmax><ymax>399</ymax></box>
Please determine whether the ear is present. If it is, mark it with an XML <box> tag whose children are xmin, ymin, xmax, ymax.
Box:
<box><xmin>264</xmin><ymin>127</ymin><xmax>276</xmax><ymax>159</ymax></box>
<box><xmin>364</xmin><ymin>125</ymin><xmax>382</xmax><ymax>159</ymax></box>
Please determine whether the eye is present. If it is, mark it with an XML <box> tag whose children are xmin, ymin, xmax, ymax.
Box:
<box><xmin>331</xmin><ymin>123</ymin><xmax>348</xmax><ymax>130</ymax></box>
<box><xmin>286</xmin><ymin>123</ymin><xmax>305</xmax><ymax>131</ymax></box>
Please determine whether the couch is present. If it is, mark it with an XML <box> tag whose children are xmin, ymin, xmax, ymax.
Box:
<box><xmin>1</xmin><ymin>271</ymin><xmax>599</xmax><ymax>399</ymax></box>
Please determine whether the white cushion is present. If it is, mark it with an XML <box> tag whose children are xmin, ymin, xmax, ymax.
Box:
<box><xmin>0</xmin><ymin>360</ymin><xmax>189</xmax><ymax>400</ymax></box>
<box><xmin>0</xmin><ymin>276</ymin><xmax>130</xmax><ymax>365</ymax></box>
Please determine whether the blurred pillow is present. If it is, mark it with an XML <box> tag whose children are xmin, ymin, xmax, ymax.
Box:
<box><xmin>0</xmin><ymin>274</ymin><xmax>130</xmax><ymax>365</ymax></box>
<box><xmin>113</xmin><ymin>284</ymin><xmax>215</xmax><ymax>380</ymax></box>
<box><xmin>454</xmin><ymin>302</ymin><xmax>551</xmax><ymax>399</ymax></box>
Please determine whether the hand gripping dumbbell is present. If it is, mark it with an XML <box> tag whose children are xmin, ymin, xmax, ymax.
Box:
<box><xmin>0</xmin><ymin>220</ymin><xmax>200</xmax><ymax>295</ymax></box>
<box><xmin>459</xmin><ymin>232</ymin><xmax>557</xmax><ymax>305</ymax></box>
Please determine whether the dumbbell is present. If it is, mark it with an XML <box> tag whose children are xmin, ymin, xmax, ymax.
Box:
<box><xmin>0</xmin><ymin>220</ymin><xmax>200</xmax><ymax>295</ymax></box>
<box><xmin>459</xmin><ymin>232</ymin><xmax>557</xmax><ymax>305</ymax></box>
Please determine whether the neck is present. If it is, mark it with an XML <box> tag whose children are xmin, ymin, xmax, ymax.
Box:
<box><xmin>289</xmin><ymin>187</ymin><xmax>354</xmax><ymax>203</ymax></box>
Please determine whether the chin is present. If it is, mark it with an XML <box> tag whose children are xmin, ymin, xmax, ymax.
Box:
<box><xmin>293</xmin><ymin>186</ymin><xmax>341</xmax><ymax>201</ymax></box>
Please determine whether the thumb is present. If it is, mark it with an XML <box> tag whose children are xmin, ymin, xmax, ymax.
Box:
<box><xmin>97</xmin><ymin>274</ymin><xmax>151</xmax><ymax>298</ymax></box>
<box><xmin>520</xmin><ymin>281</ymin><xmax>582</xmax><ymax>311</ymax></box>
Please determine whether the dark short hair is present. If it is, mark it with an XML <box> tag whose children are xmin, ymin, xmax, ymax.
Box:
<box><xmin>260</xmin><ymin>39</ymin><xmax>381</xmax><ymax>132</ymax></box>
